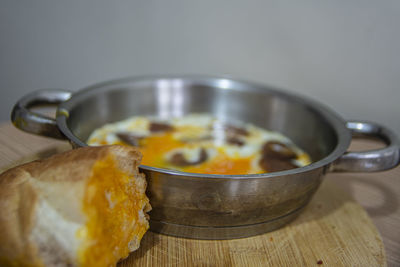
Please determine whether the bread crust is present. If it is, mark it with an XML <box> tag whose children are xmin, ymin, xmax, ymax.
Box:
<box><xmin>0</xmin><ymin>145</ymin><xmax>150</xmax><ymax>267</ymax></box>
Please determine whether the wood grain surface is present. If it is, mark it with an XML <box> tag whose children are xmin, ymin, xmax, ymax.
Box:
<box><xmin>0</xmin><ymin>123</ymin><xmax>399</xmax><ymax>266</ymax></box>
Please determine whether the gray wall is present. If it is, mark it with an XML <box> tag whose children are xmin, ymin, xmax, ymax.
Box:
<box><xmin>1</xmin><ymin>1</ymin><xmax>399</xmax><ymax>136</ymax></box>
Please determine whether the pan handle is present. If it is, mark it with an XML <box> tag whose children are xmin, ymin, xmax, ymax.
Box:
<box><xmin>331</xmin><ymin>121</ymin><xmax>400</xmax><ymax>172</ymax></box>
<box><xmin>11</xmin><ymin>89</ymin><xmax>72</xmax><ymax>140</ymax></box>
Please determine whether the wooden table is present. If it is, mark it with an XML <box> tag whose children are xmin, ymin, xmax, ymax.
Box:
<box><xmin>0</xmin><ymin>122</ymin><xmax>399</xmax><ymax>266</ymax></box>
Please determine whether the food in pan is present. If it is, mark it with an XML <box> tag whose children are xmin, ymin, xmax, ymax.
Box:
<box><xmin>87</xmin><ymin>114</ymin><xmax>311</xmax><ymax>174</ymax></box>
<box><xmin>0</xmin><ymin>145</ymin><xmax>151</xmax><ymax>267</ymax></box>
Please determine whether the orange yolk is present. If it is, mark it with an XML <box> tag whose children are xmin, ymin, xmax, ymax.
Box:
<box><xmin>139</xmin><ymin>133</ymin><xmax>183</xmax><ymax>167</ymax></box>
<box><xmin>78</xmin><ymin>155</ymin><xmax>149</xmax><ymax>267</ymax></box>
<box><xmin>132</xmin><ymin>133</ymin><xmax>259</xmax><ymax>175</ymax></box>
<box><xmin>184</xmin><ymin>155</ymin><xmax>258</xmax><ymax>175</ymax></box>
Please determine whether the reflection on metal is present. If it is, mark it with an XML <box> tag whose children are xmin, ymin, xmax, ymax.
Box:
<box><xmin>157</xmin><ymin>79</ymin><xmax>184</xmax><ymax>118</ymax></box>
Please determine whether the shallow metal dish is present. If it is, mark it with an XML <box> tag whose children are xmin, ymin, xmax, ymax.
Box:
<box><xmin>11</xmin><ymin>76</ymin><xmax>400</xmax><ymax>239</ymax></box>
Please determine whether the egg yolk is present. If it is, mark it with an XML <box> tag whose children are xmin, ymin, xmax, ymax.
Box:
<box><xmin>184</xmin><ymin>155</ymin><xmax>256</xmax><ymax>175</ymax></box>
<box><xmin>139</xmin><ymin>133</ymin><xmax>183</xmax><ymax>167</ymax></box>
<box><xmin>135</xmin><ymin>134</ymin><xmax>259</xmax><ymax>175</ymax></box>
<box><xmin>77</xmin><ymin>154</ymin><xmax>149</xmax><ymax>267</ymax></box>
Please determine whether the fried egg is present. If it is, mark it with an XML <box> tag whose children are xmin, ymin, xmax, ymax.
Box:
<box><xmin>87</xmin><ymin>114</ymin><xmax>311</xmax><ymax>175</ymax></box>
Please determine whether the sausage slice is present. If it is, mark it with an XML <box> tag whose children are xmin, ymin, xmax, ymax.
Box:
<box><xmin>169</xmin><ymin>148</ymin><xmax>208</xmax><ymax>167</ymax></box>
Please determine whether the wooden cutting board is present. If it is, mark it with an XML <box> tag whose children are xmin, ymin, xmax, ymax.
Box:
<box><xmin>0</xmin><ymin>145</ymin><xmax>386</xmax><ymax>267</ymax></box>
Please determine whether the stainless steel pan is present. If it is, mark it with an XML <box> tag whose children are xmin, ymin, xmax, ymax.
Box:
<box><xmin>11</xmin><ymin>76</ymin><xmax>400</xmax><ymax>239</ymax></box>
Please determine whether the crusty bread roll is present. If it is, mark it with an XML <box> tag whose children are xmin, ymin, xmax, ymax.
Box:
<box><xmin>0</xmin><ymin>145</ymin><xmax>151</xmax><ymax>267</ymax></box>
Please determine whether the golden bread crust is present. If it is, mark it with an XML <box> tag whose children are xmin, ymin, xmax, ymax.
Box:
<box><xmin>0</xmin><ymin>166</ymin><xmax>40</xmax><ymax>266</ymax></box>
